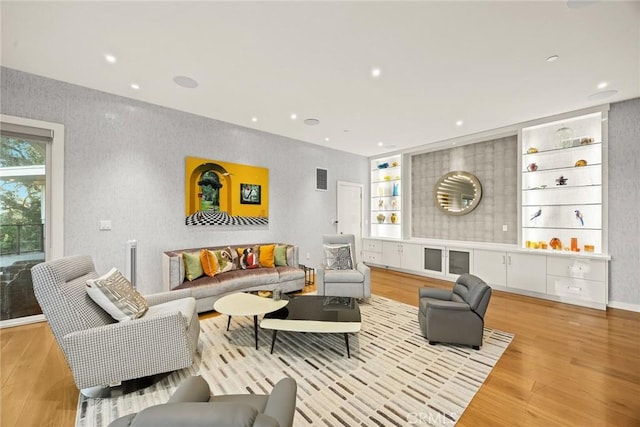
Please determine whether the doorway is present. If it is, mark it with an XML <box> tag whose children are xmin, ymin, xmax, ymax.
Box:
<box><xmin>336</xmin><ymin>181</ymin><xmax>363</xmax><ymax>261</ymax></box>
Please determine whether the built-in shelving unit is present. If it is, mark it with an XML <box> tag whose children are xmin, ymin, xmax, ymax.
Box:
<box><xmin>370</xmin><ymin>154</ymin><xmax>401</xmax><ymax>239</ymax></box>
<box><xmin>521</xmin><ymin>111</ymin><xmax>605</xmax><ymax>254</ymax></box>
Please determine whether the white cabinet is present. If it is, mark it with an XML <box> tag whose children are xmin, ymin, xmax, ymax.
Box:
<box><xmin>382</xmin><ymin>241</ymin><xmax>421</xmax><ymax>271</ymax></box>
<box><xmin>507</xmin><ymin>252</ymin><xmax>547</xmax><ymax>293</ymax></box>
<box><xmin>370</xmin><ymin>155</ymin><xmax>402</xmax><ymax>239</ymax></box>
<box><xmin>521</xmin><ymin>111</ymin><xmax>605</xmax><ymax>254</ymax></box>
<box><xmin>362</xmin><ymin>238</ymin><xmax>383</xmax><ymax>265</ymax></box>
<box><xmin>473</xmin><ymin>250</ymin><xmax>546</xmax><ymax>293</ymax></box>
<box><xmin>422</xmin><ymin>246</ymin><xmax>472</xmax><ymax>280</ymax></box>
<box><xmin>546</xmin><ymin>256</ymin><xmax>607</xmax><ymax>309</ymax></box>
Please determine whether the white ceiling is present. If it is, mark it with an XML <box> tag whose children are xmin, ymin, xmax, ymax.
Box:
<box><xmin>1</xmin><ymin>1</ymin><xmax>639</xmax><ymax>157</ymax></box>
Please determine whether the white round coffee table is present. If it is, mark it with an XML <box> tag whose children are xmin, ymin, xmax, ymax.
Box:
<box><xmin>213</xmin><ymin>292</ymin><xmax>289</xmax><ymax>349</ymax></box>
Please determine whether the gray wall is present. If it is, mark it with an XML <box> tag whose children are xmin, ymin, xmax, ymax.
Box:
<box><xmin>411</xmin><ymin>136</ymin><xmax>518</xmax><ymax>243</ymax></box>
<box><xmin>608</xmin><ymin>98</ymin><xmax>640</xmax><ymax>306</ymax></box>
<box><xmin>1</xmin><ymin>67</ymin><xmax>369</xmax><ymax>295</ymax></box>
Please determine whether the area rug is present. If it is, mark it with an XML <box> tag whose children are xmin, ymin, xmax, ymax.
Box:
<box><xmin>76</xmin><ymin>295</ymin><xmax>513</xmax><ymax>426</ymax></box>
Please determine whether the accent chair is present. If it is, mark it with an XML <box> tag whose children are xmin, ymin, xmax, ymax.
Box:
<box><xmin>31</xmin><ymin>255</ymin><xmax>200</xmax><ymax>395</ymax></box>
<box><xmin>108</xmin><ymin>375</ymin><xmax>298</xmax><ymax>427</ymax></box>
<box><xmin>317</xmin><ymin>234</ymin><xmax>371</xmax><ymax>299</ymax></box>
<box><xmin>418</xmin><ymin>273</ymin><xmax>492</xmax><ymax>349</ymax></box>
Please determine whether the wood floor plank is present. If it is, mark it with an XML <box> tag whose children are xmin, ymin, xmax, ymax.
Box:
<box><xmin>1</xmin><ymin>267</ymin><xmax>639</xmax><ymax>426</ymax></box>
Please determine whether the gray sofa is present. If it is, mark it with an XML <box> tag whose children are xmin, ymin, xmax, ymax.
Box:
<box><xmin>163</xmin><ymin>244</ymin><xmax>305</xmax><ymax>313</ymax></box>
<box><xmin>418</xmin><ymin>273</ymin><xmax>492</xmax><ymax>350</ymax></box>
<box><xmin>109</xmin><ymin>375</ymin><xmax>297</xmax><ymax>427</ymax></box>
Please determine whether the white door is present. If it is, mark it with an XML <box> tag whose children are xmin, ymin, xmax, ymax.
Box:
<box><xmin>336</xmin><ymin>181</ymin><xmax>363</xmax><ymax>261</ymax></box>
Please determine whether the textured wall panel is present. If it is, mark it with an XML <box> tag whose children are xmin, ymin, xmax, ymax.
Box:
<box><xmin>411</xmin><ymin>136</ymin><xmax>518</xmax><ymax>244</ymax></box>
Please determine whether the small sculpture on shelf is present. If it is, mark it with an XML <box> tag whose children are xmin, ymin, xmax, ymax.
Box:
<box><xmin>556</xmin><ymin>175</ymin><xmax>568</xmax><ymax>186</ymax></box>
<box><xmin>392</xmin><ymin>183</ymin><xmax>399</xmax><ymax>196</ymax></box>
<box><xmin>527</xmin><ymin>147</ymin><xmax>538</xmax><ymax>154</ymax></box>
<box><xmin>575</xmin><ymin>210</ymin><xmax>584</xmax><ymax>226</ymax></box>
<box><xmin>527</xmin><ymin>162</ymin><xmax>538</xmax><ymax>172</ymax></box>
<box><xmin>530</xmin><ymin>208</ymin><xmax>542</xmax><ymax>221</ymax></box>
<box><xmin>549</xmin><ymin>237</ymin><xmax>562</xmax><ymax>250</ymax></box>
<box><xmin>378</xmin><ymin>198</ymin><xmax>384</xmax><ymax>209</ymax></box>
<box><xmin>377</xmin><ymin>162</ymin><xmax>389</xmax><ymax>169</ymax></box>
<box><xmin>376</xmin><ymin>213</ymin><xmax>385</xmax><ymax>223</ymax></box>
<box><xmin>575</xmin><ymin>159</ymin><xmax>587</xmax><ymax>167</ymax></box>
<box><xmin>390</xmin><ymin>213</ymin><xmax>398</xmax><ymax>223</ymax></box>
<box><xmin>392</xmin><ymin>161</ymin><xmax>399</xmax><ymax>167</ymax></box>
<box><xmin>391</xmin><ymin>198</ymin><xmax>398</xmax><ymax>209</ymax></box>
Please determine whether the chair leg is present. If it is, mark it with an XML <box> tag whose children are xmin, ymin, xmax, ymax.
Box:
<box><xmin>428</xmin><ymin>341</ymin><xmax>437</xmax><ymax>346</ymax></box>
<box><xmin>472</xmin><ymin>345</ymin><xmax>480</xmax><ymax>350</ymax></box>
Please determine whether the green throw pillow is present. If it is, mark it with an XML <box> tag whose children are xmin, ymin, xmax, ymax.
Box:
<box><xmin>183</xmin><ymin>251</ymin><xmax>204</xmax><ymax>281</ymax></box>
<box><xmin>274</xmin><ymin>245</ymin><xmax>288</xmax><ymax>266</ymax></box>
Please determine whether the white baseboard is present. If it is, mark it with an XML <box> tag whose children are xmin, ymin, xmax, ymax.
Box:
<box><xmin>607</xmin><ymin>300</ymin><xmax>640</xmax><ymax>313</ymax></box>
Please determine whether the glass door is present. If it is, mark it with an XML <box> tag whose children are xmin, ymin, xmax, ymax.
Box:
<box><xmin>0</xmin><ymin>126</ymin><xmax>50</xmax><ymax>321</ymax></box>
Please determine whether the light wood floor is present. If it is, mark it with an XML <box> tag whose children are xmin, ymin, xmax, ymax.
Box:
<box><xmin>2</xmin><ymin>268</ymin><xmax>639</xmax><ymax>426</ymax></box>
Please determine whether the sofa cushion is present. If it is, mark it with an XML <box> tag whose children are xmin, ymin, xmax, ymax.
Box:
<box><xmin>276</xmin><ymin>266</ymin><xmax>305</xmax><ymax>282</ymax></box>
<box><xmin>323</xmin><ymin>243</ymin><xmax>354</xmax><ymax>270</ymax></box>
<box><xmin>213</xmin><ymin>248</ymin><xmax>236</xmax><ymax>273</ymax></box>
<box><xmin>183</xmin><ymin>251</ymin><xmax>204</xmax><ymax>281</ymax></box>
<box><xmin>200</xmin><ymin>249</ymin><xmax>219</xmax><ymax>277</ymax></box>
<box><xmin>274</xmin><ymin>245</ymin><xmax>288</xmax><ymax>266</ymax></box>
<box><xmin>86</xmin><ymin>268</ymin><xmax>148</xmax><ymax>321</ymax></box>
<box><xmin>323</xmin><ymin>268</ymin><xmax>363</xmax><ymax>284</ymax></box>
<box><xmin>237</xmin><ymin>246</ymin><xmax>260</xmax><ymax>269</ymax></box>
<box><xmin>259</xmin><ymin>244</ymin><xmax>276</xmax><ymax>268</ymax></box>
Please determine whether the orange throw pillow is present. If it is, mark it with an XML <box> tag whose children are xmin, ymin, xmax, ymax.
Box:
<box><xmin>200</xmin><ymin>249</ymin><xmax>219</xmax><ymax>277</ymax></box>
<box><xmin>259</xmin><ymin>244</ymin><xmax>276</xmax><ymax>268</ymax></box>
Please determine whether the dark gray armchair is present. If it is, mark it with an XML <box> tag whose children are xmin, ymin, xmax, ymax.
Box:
<box><xmin>418</xmin><ymin>274</ymin><xmax>492</xmax><ymax>350</ymax></box>
<box><xmin>109</xmin><ymin>375</ymin><xmax>297</xmax><ymax>427</ymax></box>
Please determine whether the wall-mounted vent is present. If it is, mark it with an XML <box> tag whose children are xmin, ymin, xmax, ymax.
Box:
<box><xmin>316</xmin><ymin>167</ymin><xmax>328</xmax><ymax>191</ymax></box>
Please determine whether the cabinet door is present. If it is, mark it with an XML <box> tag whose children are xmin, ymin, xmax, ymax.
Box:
<box><xmin>473</xmin><ymin>250</ymin><xmax>507</xmax><ymax>287</ymax></box>
<box><xmin>446</xmin><ymin>248</ymin><xmax>472</xmax><ymax>280</ymax></box>
<box><xmin>400</xmin><ymin>243</ymin><xmax>422</xmax><ymax>271</ymax></box>
<box><xmin>423</xmin><ymin>246</ymin><xmax>445</xmax><ymax>276</ymax></box>
<box><xmin>362</xmin><ymin>239</ymin><xmax>382</xmax><ymax>253</ymax></box>
<box><xmin>381</xmin><ymin>241</ymin><xmax>402</xmax><ymax>268</ymax></box>
<box><xmin>506</xmin><ymin>252</ymin><xmax>547</xmax><ymax>293</ymax></box>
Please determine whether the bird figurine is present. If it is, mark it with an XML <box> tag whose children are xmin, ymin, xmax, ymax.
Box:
<box><xmin>530</xmin><ymin>209</ymin><xmax>542</xmax><ymax>221</ymax></box>
<box><xmin>556</xmin><ymin>175</ymin><xmax>568</xmax><ymax>186</ymax></box>
<box><xmin>575</xmin><ymin>210</ymin><xmax>584</xmax><ymax>226</ymax></box>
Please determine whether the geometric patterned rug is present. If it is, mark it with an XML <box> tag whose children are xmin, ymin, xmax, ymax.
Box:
<box><xmin>76</xmin><ymin>295</ymin><xmax>513</xmax><ymax>426</ymax></box>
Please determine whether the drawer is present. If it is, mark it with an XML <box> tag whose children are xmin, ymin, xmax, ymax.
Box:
<box><xmin>547</xmin><ymin>275</ymin><xmax>606</xmax><ymax>304</ymax></box>
<box><xmin>362</xmin><ymin>251</ymin><xmax>382</xmax><ymax>264</ymax></box>
<box><xmin>546</xmin><ymin>257</ymin><xmax>606</xmax><ymax>282</ymax></box>
<box><xmin>362</xmin><ymin>239</ymin><xmax>382</xmax><ymax>252</ymax></box>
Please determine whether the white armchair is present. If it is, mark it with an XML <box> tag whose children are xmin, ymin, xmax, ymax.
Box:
<box><xmin>317</xmin><ymin>234</ymin><xmax>371</xmax><ymax>299</ymax></box>
<box><xmin>31</xmin><ymin>255</ymin><xmax>200</xmax><ymax>395</ymax></box>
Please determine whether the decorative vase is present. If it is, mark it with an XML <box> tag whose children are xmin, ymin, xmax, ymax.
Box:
<box><xmin>390</xmin><ymin>213</ymin><xmax>398</xmax><ymax>224</ymax></box>
<box><xmin>549</xmin><ymin>237</ymin><xmax>562</xmax><ymax>250</ymax></box>
<box><xmin>376</xmin><ymin>213</ymin><xmax>385</xmax><ymax>223</ymax></box>
<box><xmin>392</xmin><ymin>183</ymin><xmax>399</xmax><ymax>196</ymax></box>
<box><xmin>575</xmin><ymin>159</ymin><xmax>587</xmax><ymax>167</ymax></box>
<box><xmin>527</xmin><ymin>162</ymin><xmax>538</xmax><ymax>172</ymax></box>
<box><xmin>555</xmin><ymin>127</ymin><xmax>574</xmax><ymax>148</ymax></box>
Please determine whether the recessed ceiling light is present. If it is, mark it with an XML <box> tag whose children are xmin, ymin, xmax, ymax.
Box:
<box><xmin>587</xmin><ymin>90</ymin><xmax>618</xmax><ymax>101</ymax></box>
<box><xmin>130</xmin><ymin>83</ymin><xmax>140</xmax><ymax>90</ymax></box>
<box><xmin>251</xmin><ymin>117</ymin><xmax>258</xmax><ymax>122</ymax></box>
<box><xmin>597</xmin><ymin>81</ymin><xmax>608</xmax><ymax>89</ymax></box>
<box><xmin>173</xmin><ymin>75</ymin><xmax>198</xmax><ymax>89</ymax></box>
<box><xmin>290</xmin><ymin>113</ymin><xmax>297</xmax><ymax>120</ymax></box>
<box><xmin>546</xmin><ymin>55</ymin><xmax>559</xmax><ymax>62</ymax></box>
<box><xmin>304</xmin><ymin>118</ymin><xmax>320</xmax><ymax>126</ymax></box>
<box><xmin>377</xmin><ymin>141</ymin><xmax>384</xmax><ymax>147</ymax></box>
<box><xmin>456</xmin><ymin>120</ymin><xmax>464</xmax><ymax>127</ymax></box>
<box><xmin>371</xmin><ymin>67</ymin><xmax>381</xmax><ymax>78</ymax></box>
<box><xmin>105</xmin><ymin>54</ymin><xmax>117</xmax><ymax>64</ymax></box>
<box><xmin>324</xmin><ymin>137</ymin><xmax>330</xmax><ymax>142</ymax></box>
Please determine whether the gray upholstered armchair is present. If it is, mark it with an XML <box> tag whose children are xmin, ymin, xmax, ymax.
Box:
<box><xmin>418</xmin><ymin>274</ymin><xmax>492</xmax><ymax>350</ymax></box>
<box><xmin>109</xmin><ymin>375</ymin><xmax>297</xmax><ymax>427</ymax></box>
<box><xmin>317</xmin><ymin>234</ymin><xmax>371</xmax><ymax>299</ymax></box>
<box><xmin>31</xmin><ymin>255</ymin><xmax>200</xmax><ymax>394</ymax></box>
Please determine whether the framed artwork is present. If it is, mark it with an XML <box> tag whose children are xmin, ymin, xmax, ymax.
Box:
<box><xmin>240</xmin><ymin>183</ymin><xmax>261</xmax><ymax>204</ymax></box>
<box><xmin>184</xmin><ymin>156</ymin><xmax>269</xmax><ymax>226</ymax></box>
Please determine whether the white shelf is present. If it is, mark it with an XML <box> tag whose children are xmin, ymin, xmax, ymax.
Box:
<box><xmin>371</xmin><ymin>155</ymin><xmax>402</xmax><ymax>239</ymax></box>
<box><xmin>521</xmin><ymin>112</ymin><xmax>604</xmax><ymax>254</ymax></box>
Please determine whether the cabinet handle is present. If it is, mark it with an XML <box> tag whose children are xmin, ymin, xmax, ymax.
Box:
<box><xmin>502</xmin><ymin>255</ymin><xmax>506</xmax><ymax>265</ymax></box>
<box><xmin>507</xmin><ymin>256</ymin><xmax>512</xmax><ymax>265</ymax></box>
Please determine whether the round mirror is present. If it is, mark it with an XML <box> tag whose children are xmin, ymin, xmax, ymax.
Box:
<box><xmin>434</xmin><ymin>171</ymin><xmax>482</xmax><ymax>215</ymax></box>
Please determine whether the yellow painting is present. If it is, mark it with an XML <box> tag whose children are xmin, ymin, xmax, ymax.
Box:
<box><xmin>185</xmin><ymin>157</ymin><xmax>268</xmax><ymax>226</ymax></box>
